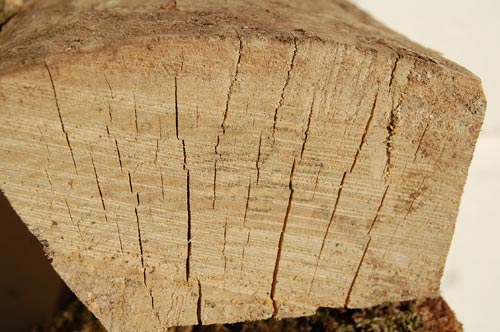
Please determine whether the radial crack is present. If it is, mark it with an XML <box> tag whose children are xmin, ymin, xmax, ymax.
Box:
<box><xmin>222</xmin><ymin>217</ymin><xmax>228</xmax><ymax>288</ymax></box>
<box><xmin>133</xmin><ymin>94</ymin><xmax>139</xmax><ymax>136</ymax></box>
<box><xmin>64</xmin><ymin>198</ymin><xmax>82</xmax><ymax>239</ymax></box>
<box><xmin>384</xmin><ymin>101</ymin><xmax>399</xmax><ymax>180</ymax></box>
<box><xmin>243</xmin><ymin>178</ymin><xmax>251</xmax><ymax>226</ymax></box>
<box><xmin>414</xmin><ymin>121</ymin><xmax>430</xmax><ymax>161</ymax></box>
<box><xmin>272</xmin><ymin>38</ymin><xmax>298</xmax><ymax>138</ymax></box>
<box><xmin>92</xmin><ymin>156</ymin><xmax>123</xmax><ymax>252</ymax></box>
<box><xmin>350</xmin><ymin>93</ymin><xmax>378</xmax><ymax>173</ymax></box>
<box><xmin>300</xmin><ymin>96</ymin><xmax>315</xmax><ymax>160</ymax></box>
<box><xmin>310</xmin><ymin>171</ymin><xmax>347</xmax><ymax>293</ymax></box>
<box><xmin>344</xmin><ymin>237</ymin><xmax>371</xmax><ymax>307</ymax></box>
<box><xmin>115</xmin><ymin>139</ymin><xmax>123</xmax><ymax>171</ymax></box>
<box><xmin>367</xmin><ymin>185</ymin><xmax>390</xmax><ymax>234</ymax></box>
<box><xmin>346</xmin><ymin>185</ymin><xmax>391</xmax><ymax>305</ymax></box>
<box><xmin>186</xmin><ymin>169</ymin><xmax>192</xmax><ymax>282</ymax></box>
<box><xmin>44</xmin><ymin>62</ymin><xmax>78</xmax><ymax>173</ymax></box>
<box><xmin>135</xmin><ymin>204</ymin><xmax>147</xmax><ymax>286</ymax></box>
<box><xmin>221</xmin><ymin>34</ymin><xmax>243</xmax><ymax>134</ymax></box>
<box><xmin>197</xmin><ymin>280</ymin><xmax>203</xmax><ymax>325</ymax></box>
<box><xmin>270</xmin><ymin>159</ymin><xmax>296</xmax><ymax>317</ymax></box>
<box><xmin>175</xmin><ymin>76</ymin><xmax>179</xmax><ymax>139</ymax></box>
<box><xmin>256</xmin><ymin>134</ymin><xmax>262</xmax><ymax>184</ymax></box>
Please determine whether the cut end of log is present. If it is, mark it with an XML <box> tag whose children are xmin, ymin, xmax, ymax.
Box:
<box><xmin>0</xmin><ymin>0</ymin><xmax>485</xmax><ymax>331</ymax></box>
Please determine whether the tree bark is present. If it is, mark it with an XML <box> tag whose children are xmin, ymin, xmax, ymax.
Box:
<box><xmin>0</xmin><ymin>0</ymin><xmax>485</xmax><ymax>331</ymax></box>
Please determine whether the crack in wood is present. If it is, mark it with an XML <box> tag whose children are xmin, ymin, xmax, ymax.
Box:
<box><xmin>175</xmin><ymin>76</ymin><xmax>179</xmax><ymax>139</ymax></box>
<box><xmin>104</xmin><ymin>74</ymin><xmax>114</xmax><ymax>123</ymax></box>
<box><xmin>310</xmin><ymin>171</ymin><xmax>347</xmax><ymax>293</ymax></box>
<box><xmin>44</xmin><ymin>62</ymin><xmax>78</xmax><ymax>173</ymax></box>
<box><xmin>64</xmin><ymin>197</ymin><xmax>82</xmax><ymax>239</ymax></box>
<box><xmin>221</xmin><ymin>34</ymin><xmax>243</xmax><ymax>134</ymax></box>
<box><xmin>115</xmin><ymin>139</ymin><xmax>123</xmax><ymax>171</ymax></box>
<box><xmin>413</xmin><ymin>121</ymin><xmax>430</xmax><ymax>162</ymax></box>
<box><xmin>270</xmin><ymin>158</ymin><xmax>296</xmax><ymax>317</ymax></box>
<box><xmin>384</xmin><ymin>57</ymin><xmax>401</xmax><ymax>180</ymax></box>
<box><xmin>197</xmin><ymin>280</ymin><xmax>203</xmax><ymax>325</ymax></box>
<box><xmin>312</xmin><ymin>163</ymin><xmax>322</xmax><ymax>200</ymax></box>
<box><xmin>92</xmin><ymin>156</ymin><xmax>123</xmax><ymax>252</ymax></box>
<box><xmin>222</xmin><ymin>216</ymin><xmax>228</xmax><ymax>289</ymax></box>
<box><xmin>243</xmin><ymin>178</ymin><xmax>251</xmax><ymax>226</ymax></box>
<box><xmin>272</xmin><ymin>38</ymin><xmax>298</xmax><ymax>138</ymax></box>
<box><xmin>344</xmin><ymin>184</ymin><xmax>390</xmax><ymax>306</ymax></box>
<box><xmin>133</xmin><ymin>94</ymin><xmax>139</xmax><ymax>136</ymax></box>
<box><xmin>344</xmin><ymin>237</ymin><xmax>371</xmax><ymax>306</ymax></box>
<box><xmin>300</xmin><ymin>96</ymin><xmax>315</xmax><ymax>160</ymax></box>
<box><xmin>186</xmin><ymin>168</ymin><xmax>192</xmax><ymax>282</ymax></box>
<box><xmin>256</xmin><ymin>134</ymin><xmax>262</xmax><ymax>184</ymax></box>
<box><xmin>134</xmin><ymin>204</ymin><xmax>147</xmax><ymax>286</ymax></box>
<box><xmin>350</xmin><ymin>92</ymin><xmax>378</xmax><ymax>173</ymax></box>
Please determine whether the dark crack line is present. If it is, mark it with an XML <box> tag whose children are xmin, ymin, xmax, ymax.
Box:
<box><xmin>104</xmin><ymin>74</ymin><xmax>115</xmax><ymax>123</ymax></box>
<box><xmin>92</xmin><ymin>156</ymin><xmax>123</xmax><ymax>252</ymax></box>
<box><xmin>344</xmin><ymin>237</ymin><xmax>371</xmax><ymax>307</ymax></box>
<box><xmin>384</xmin><ymin>56</ymin><xmax>401</xmax><ymax>179</ymax></box>
<box><xmin>175</xmin><ymin>76</ymin><xmax>179</xmax><ymax>139</ymax></box>
<box><xmin>222</xmin><ymin>216</ymin><xmax>228</xmax><ymax>288</ymax></box>
<box><xmin>243</xmin><ymin>178</ymin><xmax>251</xmax><ymax>226</ymax></box>
<box><xmin>221</xmin><ymin>34</ymin><xmax>243</xmax><ymax>134</ymax></box>
<box><xmin>367</xmin><ymin>185</ymin><xmax>390</xmax><ymax>234</ymax></box>
<box><xmin>128</xmin><ymin>171</ymin><xmax>134</xmax><ymax>193</ymax></box>
<box><xmin>413</xmin><ymin>121</ymin><xmax>430</xmax><ymax>162</ymax></box>
<box><xmin>312</xmin><ymin>163</ymin><xmax>322</xmax><ymax>200</ymax></box>
<box><xmin>134</xmin><ymin>94</ymin><xmax>139</xmax><ymax>136</ymax></box>
<box><xmin>300</xmin><ymin>96</ymin><xmax>315</xmax><ymax>160</ymax></box>
<box><xmin>384</xmin><ymin>101</ymin><xmax>399</xmax><ymax>180</ymax></box>
<box><xmin>240</xmin><ymin>230</ymin><xmax>250</xmax><ymax>277</ymax></box>
<box><xmin>155</xmin><ymin>139</ymin><xmax>160</xmax><ymax>163</ymax></box>
<box><xmin>197</xmin><ymin>280</ymin><xmax>203</xmax><ymax>325</ymax></box>
<box><xmin>64</xmin><ymin>198</ymin><xmax>82</xmax><ymax>239</ymax></box>
<box><xmin>350</xmin><ymin>93</ymin><xmax>378</xmax><ymax>173</ymax></box>
<box><xmin>103</xmin><ymin>74</ymin><xmax>115</xmax><ymax>99</ymax></box>
<box><xmin>344</xmin><ymin>185</ymin><xmax>390</xmax><ymax>306</ymax></box>
<box><xmin>115</xmin><ymin>139</ymin><xmax>123</xmax><ymax>171</ymax></box>
<box><xmin>213</xmin><ymin>158</ymin><xmax>217</xmax><ymax>209</ymax></box>
<box><xmin>160</xmin><ymin>172</ymin><xmax>165</xmax><ymax>200</ymax></box>
<box><xmin>270</xmin><ymin>159</ymin><xmax>296</xmax><ymax>317</ymax></box>
<box><xmin>272</xmin><ymin>38</ymin><xmax>298</xmax><ymax>138</ymax></box>
<box><xmin>92</xmin><ymin>157</ymin><xmax>107</xmax><ymax>220</ymax></box>
<box><xmin>135</xmin><ymin>204</ymin><xmax>147</xmax><ymax>286</ymax></box>
<box><xmin>186</xmin><ymin>169</ymin><xmax>192</xmax><ymax>283</ymax></box>
<box><xmin>182</xmin><ymin>140</ymin><xmax>187</xmax><ymax>170</ymax></box>
<box><xmin>44</xmin><ymin>62</ymin><xmax>78</xmax><ymax>173</ymax></box>
<box><xmin>256</xmin><ymin>134</ymin><xmax>262</xmax><ymax>184</ymax></box>
<box><xmin>388</xmin><ymin>57</ymin><xmax>400</xmax><ymax>92</ymax></box>
<box><xmin>310</xmin><ymin>171</ymin><xmax>347</xmax><ymax>293</ymax></box>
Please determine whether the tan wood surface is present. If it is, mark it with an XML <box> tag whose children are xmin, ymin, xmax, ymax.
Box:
<box><xmin>0</xmin><ymin>0</ymin><xmax>485</xmax><ymax>331</ymax></box>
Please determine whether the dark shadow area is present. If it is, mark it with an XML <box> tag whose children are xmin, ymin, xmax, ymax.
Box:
<box><xmin>0</xmin><ymin>191</ymin><xmax>68</xmax><ymax>332</ymax></box>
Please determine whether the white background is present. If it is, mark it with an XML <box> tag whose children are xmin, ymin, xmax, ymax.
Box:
<box><xmin>353</xmin><ymin>1</ymin><xmax>500</xmax><ymax>331</ymax></box>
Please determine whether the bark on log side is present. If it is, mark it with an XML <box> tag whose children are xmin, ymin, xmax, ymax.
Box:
<box><xmin>0</xmin><ymin>0</ymin><xmax>485</xmax><ymax>331</ymax></box>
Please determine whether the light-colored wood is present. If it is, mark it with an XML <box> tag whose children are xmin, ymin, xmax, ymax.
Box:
<box><xmin>0</xmin><ymin>0</ymin><xmax>485</xmax><ymax>331</ymax></box>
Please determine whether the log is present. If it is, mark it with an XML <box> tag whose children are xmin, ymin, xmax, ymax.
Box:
<box><xmin>0</xmin><ymin>0</ymin><xmax>485</xmax><ymax>331</ymax></box>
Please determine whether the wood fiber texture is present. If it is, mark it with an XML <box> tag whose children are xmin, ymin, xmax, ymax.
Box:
<box><xmin>0</xmin><ymin>0</ymin><xmax>485</xmax><ymax>331</ymax></box>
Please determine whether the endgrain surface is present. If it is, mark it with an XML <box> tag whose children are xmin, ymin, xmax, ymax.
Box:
<box><xmin>0</xmin><ymin>0</ymin><xmax>485</xmax><ymax>331</ymax></box>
